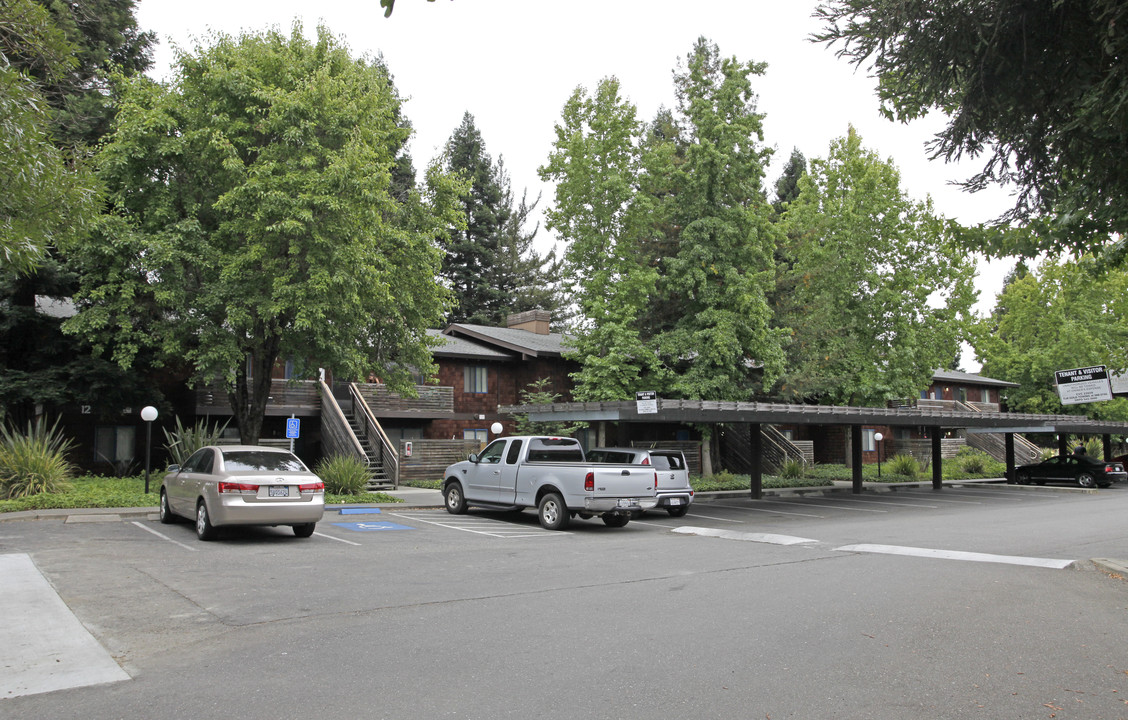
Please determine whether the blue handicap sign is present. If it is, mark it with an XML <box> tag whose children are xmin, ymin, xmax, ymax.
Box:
<box><xmin>333</xmin><ymin>521</ymin><xmax>413</xmax><ymax>532</ymax></box>
<box><xmin>285</xmin><ymin>418</ymin><xmax>300</xmax><ymax>439</ymax></box>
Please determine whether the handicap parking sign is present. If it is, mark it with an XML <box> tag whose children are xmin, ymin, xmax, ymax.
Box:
<box><xmin>286</xmin><ymin>418</ymin><xmax>300</xmax><ymax>439</ymax></box>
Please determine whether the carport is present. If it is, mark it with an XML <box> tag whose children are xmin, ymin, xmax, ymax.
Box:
<box><xmin>502</xmin><ymin>399</ymin><xmax>1128</xmax><ymax>497</ymax></box>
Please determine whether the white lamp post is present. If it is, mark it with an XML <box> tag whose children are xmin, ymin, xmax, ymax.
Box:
<box><xmin>874</xmin><ymin>431</ymin><xmax>884</xmax><ymax>479</ymax></box>
<box><xmin>141</xmin><ymin>406</ymin><xmax>158</xmax><ymax>494</ymax></box>
<box><xmin>490</xmin><ymin>422</ymin><xmax>504</xmax><ymax>436</ymax></box>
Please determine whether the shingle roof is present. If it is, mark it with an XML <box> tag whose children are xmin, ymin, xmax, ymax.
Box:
<box><xmin>426</xmin><ymin>329</ymin><xmax>513</xmax><ymax>361</ymax></box>
<box><xmin>931</xmin><ymin>369</ymin><xmax>1019</xmax><ymax>388</ymax></box>
<box><xmin>442</xmin><ymin>323</ymin><xmax>572</xmax><ymax>358</ymax></box>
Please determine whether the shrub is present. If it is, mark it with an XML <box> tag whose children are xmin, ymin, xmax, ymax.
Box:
<box><xmin>958</xmin><ymin>450</ymin><xmax>988</xmax><ymax>474</ymax></box>
<box><xmin>886</xmin><ymin>454</ymin><xmax>921</xmax><ymax>479</ymax></box>
<box><xmin>163</xmin><ymin>416</ymin><xmax>230</xmax><ymax>465</ymax></box>
<box><xmin>0</xmin><ymin>419</ymin><xmax>75</xmax><ymax>498</ymax></box>
<box><xmin>315</xmin><ymin>455</ymin><xmax>371</xmax><ymax>495</ymax></box>
<box><xmin>779</xmin><ymin>458</ymin><xmax>805</xmax><ymax>479</ymax></box>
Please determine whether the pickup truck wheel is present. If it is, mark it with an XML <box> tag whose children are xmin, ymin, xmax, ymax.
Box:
<box><xmin>602</xmin><ymin>513</ymin><xmax>629</xmax><ymax>528</ymax></box>
<box><xmin>537</xmin><ymin>493</ymin><xmax>570</xmax><ymax>530</ymax></box>
<box><xmin>444</xmin><ymin>481</ymin><xmax>468</xmax><ymax>514</ymax></box>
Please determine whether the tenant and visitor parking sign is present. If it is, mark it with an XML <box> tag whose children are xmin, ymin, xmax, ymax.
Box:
<box><xmin>1054</xmin><ymin>366</ymin><xmax>1113</xmax><ymax>405</ymax></box>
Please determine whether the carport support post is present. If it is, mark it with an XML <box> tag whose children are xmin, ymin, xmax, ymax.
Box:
<box><xmin>748</xmin><ymin>423</ymin><xmax>762</xmax><ymax>500</ymax></box>
<box><xmin>931</xmin><ymin>428</ymin><xmax>943</xmax><ymax>490</ymax></box>
<box><xmin>1103</xmin><ymin>434</ymin><xmax>1112</xmax><ymax>461</ymax></box>
<box><xmin>1005</xmin><ymin>433</ymin><xmax>1016</xmax><ymax>484</ymax></box>
<box><xmin>851</xmin><ymin>425</ymin><xmax>863</xmax><ymax>494</ymax></box>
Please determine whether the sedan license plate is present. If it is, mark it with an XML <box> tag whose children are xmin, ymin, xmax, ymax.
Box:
<box><xmin>669</xmin><ymin>498</ymin><xmax>682</xmax><ymax>506</ymax></box>
<box><xmin>268</xmin><ymin>486</ymin><xmax>289</xmax><ymax>498</ymax></box>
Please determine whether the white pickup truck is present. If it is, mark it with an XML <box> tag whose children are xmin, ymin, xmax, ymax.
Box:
<box><xmin>441</xmin><ymin>436</ymin><xmax>658</xmax><ymax>530</ymax></box>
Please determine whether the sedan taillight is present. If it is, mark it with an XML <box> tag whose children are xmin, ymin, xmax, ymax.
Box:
<box><xmin>218</xmin><ymin>482</ymin><xmax>258</xmax><ymax>494</ymax></box>
<box><xmin>299</xmin><ymin>482</ymin><xmax>325</xmax><ymax>494</ymax></box>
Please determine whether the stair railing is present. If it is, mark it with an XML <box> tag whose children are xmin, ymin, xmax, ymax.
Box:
<box><xmin>318</xmin><ymin>379</ymin><xmax>367</xmax><ymax>461</ymax></box>
<box><xmin>349</xmin><ymin>382</ymin><xmax>399</xmax><ymax>488</ymax></box>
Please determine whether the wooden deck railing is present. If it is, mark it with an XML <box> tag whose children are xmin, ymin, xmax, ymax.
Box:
<box><xmin>355</xmin><ymin>383</ymin><xmax>453</xmax><ymax>415</ymax></box>
<box><xmin>196</xmin><ymin>379</ymin><xmax>320</xmax><ymax>416</ymax></box>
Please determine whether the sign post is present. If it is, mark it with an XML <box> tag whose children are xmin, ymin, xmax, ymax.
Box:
<box><xmin>1054</xmin><ymin>366</ymin><xmax>1113</xmax><ymax>405</ymax></box>
<box><xmin>286</xmin><ymin>415</ymin><xmax>300</xmax><ymax>453</ymax></box>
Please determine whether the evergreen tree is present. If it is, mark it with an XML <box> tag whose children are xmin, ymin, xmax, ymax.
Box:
<box><xmin>772</xmin><ymin>148</ymin><xmax>806</xmax><ymax>216</ymax></box>
<box><xmin>442</xmin><ymin>112</ymin><xmax>563</xmax><ymax>326</ymax></box>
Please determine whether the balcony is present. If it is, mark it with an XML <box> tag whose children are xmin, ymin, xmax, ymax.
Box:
<box><xmin>355</xmin><ymin>382</ymin><xmax>454</xmax><ymax>418</ymax></box>
<box><xmin>195</xmin><ymin>379</ymin><xmax>321</xmax><ymax>417</ymax></box>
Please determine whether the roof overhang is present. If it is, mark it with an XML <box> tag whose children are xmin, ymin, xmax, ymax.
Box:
<box><xmin>501</xmin><ymin>399</ymin><xmax>1128</xmax><ymax>435</ymax></box>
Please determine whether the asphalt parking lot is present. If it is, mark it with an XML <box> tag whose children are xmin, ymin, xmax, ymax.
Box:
<box><xmin>4</xmin><ymin>481</ymin><xmax>1128</xmax><ymax>718</ymax></box>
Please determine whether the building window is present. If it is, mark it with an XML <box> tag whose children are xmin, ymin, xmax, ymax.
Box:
<box><xmin>862</xmin><ymin>428</ymin><xmax>877</xmax><ymax>452</ymax></box>
<box><xmin>958</xmin><ymin>387</ymin><xmax>968</xmax><ymax>403</ymax></box>
<box><xmin>982</xmin><ymin>388</ymin><xmax>990</xmax><ymax>403</ymax></box>
<box><xmin>95</xmin><ymin>425</ymin><xmax>135</xmax><ymax>465</ymax></box>
<box><xmin>463</xmin><ymin>428</ymin><xmax>487</xmax><ymax>442</ymax></box>
<box><xmin>464</xmin><ymin>366</ymin><xmax>488</xmax><ymax>394</ymax></box>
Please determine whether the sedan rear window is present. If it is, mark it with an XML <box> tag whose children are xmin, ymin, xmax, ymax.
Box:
<box><xmin>650</xmin><ymin>453</ymin><xmax>685</xmax><ymax>470</ymax></box>
<box><xmin>222</xmin><ymin>450</ymin><xmax>307</xmax><ymax>472</ymax></box>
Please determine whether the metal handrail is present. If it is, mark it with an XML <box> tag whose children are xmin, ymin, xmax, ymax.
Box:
<box><xmin>318</xmin><ymin>380</ymin><xmax>367</xmax><ymax>459</ymax></box>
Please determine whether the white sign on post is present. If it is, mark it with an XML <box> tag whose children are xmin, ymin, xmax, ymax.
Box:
<box><xmin>1054</xmin><ymin>365</ymin><xmax>1113</xmax><ymax>405</ymax></box>
<box><xmin>635</xmin><ymin>391</ymin><xmax>658</xmax><ymax>414</ymax></box>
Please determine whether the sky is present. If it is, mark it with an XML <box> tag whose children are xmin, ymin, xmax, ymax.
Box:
<box><xmin>134</xmin><ymin>0</ymin><xmax>1016</xmax><ymax>370</ymax></box>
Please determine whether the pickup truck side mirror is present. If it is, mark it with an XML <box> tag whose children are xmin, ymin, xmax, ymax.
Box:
<box><xmin>467</xmin><ymin>453</ymin><xmax>478</xmax><ymax>464</ymax></box>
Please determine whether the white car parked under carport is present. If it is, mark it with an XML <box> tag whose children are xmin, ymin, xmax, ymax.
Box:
<box><xmin>586</xmin><ymin>447</ymin><xmax>694</xmax><ymax>517</ymax></box>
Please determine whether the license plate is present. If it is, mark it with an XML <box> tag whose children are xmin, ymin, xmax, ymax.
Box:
<box><xmin>268</xmin><ymin>486</ymin><xmax>289</xmax><ymax>497</ymax></box>
<box><xmin>617</xmin><ymin>498</ymin><xmax>635</xmax><ymax>508</ymax></box>
<box><xmin>669</xmin><ymin>498</ymin><xmax>682</xmax><ymax>506</ymax></box>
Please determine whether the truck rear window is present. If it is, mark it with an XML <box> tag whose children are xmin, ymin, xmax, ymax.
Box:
<box><xmin>527</xmin><ymin>438</ymin><xmax>584</xmax><ymax>463</ymax></box>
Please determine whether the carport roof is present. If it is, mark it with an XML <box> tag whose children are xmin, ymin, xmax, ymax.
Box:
<box><xmin>501</xmin><ymin>399</ymin><xmax>1128</xmax><ymax>435</ymax></box>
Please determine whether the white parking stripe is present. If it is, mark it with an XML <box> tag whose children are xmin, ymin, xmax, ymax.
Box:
<box><xmin>832</xmin><ymin>497</ymin><xmax>939</xmax><ymax>508</ymax></box>
<box><xmin>313</xmin><ymin>531</ymin><xmax>361</xmax><ymax>546</ymax></box>
<box><xmin>392</xmin><ymin>513</ymin><xmax>569</xmax><ymax>538</ymax></box>
<box><xmin>131</xmin><ymin>521</ymin><xmax>198</xmax><ymax>551</ymax></box>
<box><xmin>709</xmin><ymin>502</ymin><xmax>825</xmax><ymax>518</ymax></box>
<box><xmin>769</xmin><ymin>500</ymin><xmax>887</xmax><ymax>513</ymax></box>
<box><xmin>682</xmin><ymin>512</ymin><xmax>744</xmax><ymax>523</ymax></box>
<box><xmin>835</xmin><ymin>543</ymin><xmax>1074</xmax><ymax>569</ymax></box>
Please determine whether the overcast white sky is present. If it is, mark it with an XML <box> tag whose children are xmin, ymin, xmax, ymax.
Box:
<box><xmin>135</xmin><ymin>0</ymin><xmax>1015</xmax><ymax>370</ymax></box>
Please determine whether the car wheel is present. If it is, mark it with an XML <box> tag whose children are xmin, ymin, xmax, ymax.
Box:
<box><xmin>1078</xmin><ymin>472</ymin><xmax>1097</xmax><ymax>488</ymax></box>
<box><xmin>159</xmin><ymin>489</ymin><xmax>175</xmax><ymax>524</ymax></box>
<box><xmin>537</xmin><ymin>492</ymin><xmax>570</xmax><ymax>530</ymax></box>
<box><xmin>1015</xmin><ymin>471</ymin><xmax>1030</xmax><ymax>485</ymax></box>
<box><xmin>602</xmin><ymin>513</ymin><xmax>630</xmax><ymax>528</ymax></box>
<box><xmin>667</xmin><ymin>505</ymin><xmax>689</xmax><ymax>518</ymax></box>
<box><xmin>443</xmin><ymin>481</ymin><xmax>467</xmax><ymax>514</ymax></box>
<box><xmin>292</xmin><ymin>523</ymin><xmax>316</xmax><ymax>538</ymax></box>
<box><xmin>195</xmin><ymin>500</ymin><xmax>218</xmax><ymax>541</ymax></box>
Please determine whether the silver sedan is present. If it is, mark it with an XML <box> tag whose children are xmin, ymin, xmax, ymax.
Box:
<box><xmin>159</xmin><ymin>445</ymin><xmax>325</xmax><ymax>540</ymax></box>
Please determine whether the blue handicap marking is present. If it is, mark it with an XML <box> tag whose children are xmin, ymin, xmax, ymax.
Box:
<box><xmin>285</xmin><ymin>417</ymin><xmax>300</xmax><ymax>439</ymax></box>
<box><xmin>333</xmin><ymin>521</ymin><xmax>414</xmax><ymax>532</ymax></box>
<box><xmin>338</xmin><ymin>507</ymin><xmax>381</xmax><ymax>515</ymax></box>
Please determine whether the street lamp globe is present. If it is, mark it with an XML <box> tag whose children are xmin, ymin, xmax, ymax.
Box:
<box><xmin>141</xmin><ymin>406</ymin><xmax>158</xmax><ymax>422</ymax></box>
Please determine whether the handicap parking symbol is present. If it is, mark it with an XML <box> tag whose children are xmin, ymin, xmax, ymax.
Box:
<box><xmin>333</xmin><ymin>521</ymin><xmax>414</xmax><ymax>532</ymax></box>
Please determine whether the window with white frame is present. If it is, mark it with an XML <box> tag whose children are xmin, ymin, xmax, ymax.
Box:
<box><xmin>94</xmin><ymin>425</ymin><xmax>135</xmax><ymax>464</ymax></box>
<box><xmin>862</xmin><ymin>428</ymin><xmax>877</xmax><ymax>452</ymax></box>
<box><xmin>464</xmin><ymin>365</ymin><xmax>488</xmax><ymax>394</ymax></box>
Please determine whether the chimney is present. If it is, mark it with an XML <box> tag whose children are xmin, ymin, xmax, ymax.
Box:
<box><xmin>506</xmin><ymin>309</ymin><xmax>551</xmax><ymax>335</ymax></box>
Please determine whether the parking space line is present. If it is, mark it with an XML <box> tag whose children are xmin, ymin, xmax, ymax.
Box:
<box><xmin>890</xmin><ymin>494</ymin><xmax>983</xmax><ymax>504</ymax></box>
<box><xmin>768</xmin><ymin>500</ymin><xmax>888</xmax><ymax>513</ymax></box>
<box><xmin>709</xmin><ymin>502</ymin><xmax>825</xmax><ymax>518</ymax></box>
<box><xmin>131</xmin><ymin>521</ymin><xmax>198</xmax><ymax>551</ymax></box>
<box><xmin>673</xmin><ymin>527</ymin><xmax>819</xmax><ymax>545</ymax></box>
<box><xmin>682</xmin><ymin>512</ymin><xmax>744</xmax><ymax>523</ymax></box>
<box><xmin>832</xmin><ymin>497</ymin><xmax>939</xmax><ymax>509</ymax></box>
<box><xmin>313</xmin><ymin>531</ymin><xmax>361</xmax><ymax>546</ymax></box>
<box><xmin>391</xmin><ymin>512</ymin><xmax>569</xmax><ymax>538</ymax></box>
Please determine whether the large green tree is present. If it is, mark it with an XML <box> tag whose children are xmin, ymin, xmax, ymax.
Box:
<box><xmin>973</xmin><ymin>257</ymin><xmax>1128</xmax><ymax>420</ymax></box>
<box><xmin>0</xmin><ymin>0</ymin><xmax>97</xmax><ymax>274</ymax></box>
<box><xmin>816</xmin><ymin>0</ymin><xmax>1128</xmax><ymax>264</ymax></box>
<box><xmin>776</xmin><ymin>128</ymin><xmax>978</xmax><ymax>406</ymax></box>
<box><xmin>540</xmin><ymin>77</ymin><xmax>661</xmax><ymax>401</ymax></box>
<box><xmin>648</xmin><ymin>38</ymin><xmax>785</xmax><ymax>401</ymax></box>
<box><xmin>65</xmin><ymin>24</ymin><xmax>465</xmax><ymax>443</ymax></box>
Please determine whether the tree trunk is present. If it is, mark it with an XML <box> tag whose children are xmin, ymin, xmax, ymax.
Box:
<box><xmin>229</xmin><ymin>332</ymin><xmax>281</xmax><ymax>445</ymax></box>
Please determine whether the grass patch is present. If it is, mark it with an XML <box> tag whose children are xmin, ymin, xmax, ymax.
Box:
<box><xmin>0</xmin><ymin>474</ymin><xmax>402</xmax><ymax>514</ymax></box>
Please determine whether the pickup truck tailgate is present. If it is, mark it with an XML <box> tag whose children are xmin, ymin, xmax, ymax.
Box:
<box><xmin>591</xmin><ymin>466</ymin><xmax>655</xmax><ymax>498</ymax></box>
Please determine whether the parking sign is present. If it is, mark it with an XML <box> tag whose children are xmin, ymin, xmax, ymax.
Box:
<box><xmin>286</xmin><ymin>418</ymin><xmax>301</xmax><ymax>439</ymax></box>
